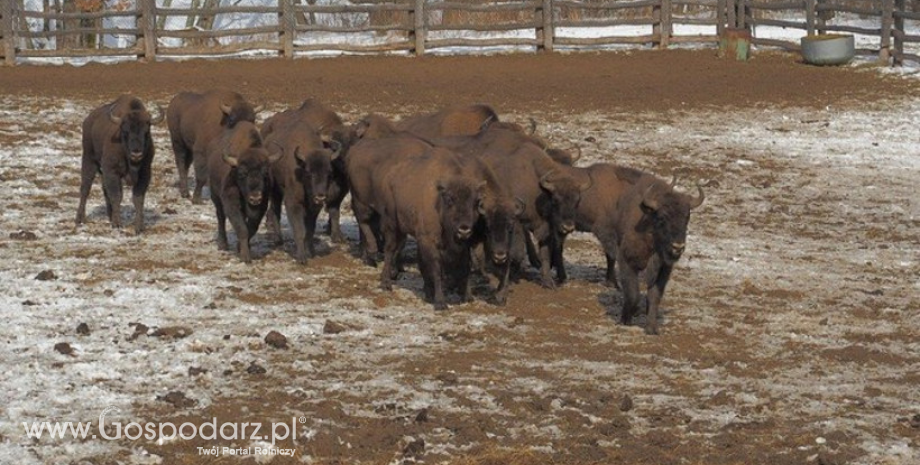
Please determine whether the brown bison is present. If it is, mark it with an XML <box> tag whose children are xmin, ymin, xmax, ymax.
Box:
<box><xmin>76</xmin><ymin>95</ymin><xmax>164</xmax><ymax>234</ymax></box>
<box><xmin>262</xmin><ymin>99</ymin><xmax>355</xmax><ymax>242</ymax></box>
<box><xmin>206</xmin><ymin>121</ymin><xmax>281</xmax><ymax>263</ymax></box>
<box><xmin>396</xmin><ymin>104</ymin><xmax>500</xmax><ymax>138</ymax></box>
<box><xmin>575</xmin><ymin>166</ymin><xmax>704</xmax><ymax>334</ymax></box>
<box><xmin>166</xmin><ymin>89</ymin><xmax>261</xmax><ymax>203</ymax></box>
<box><xmin>420</xmin><ymin>125</ymin><xmax>591</xmax><ymax>288</ymax></box>
<box><xmin>262</xmin><ymin>115</ymin><xmax>341</xmax><ymax>265</ymax></box>
<box><xmin>375</xmin><ymin>148</ymin><xmax>486</xmax><ymax>310</ymax></box>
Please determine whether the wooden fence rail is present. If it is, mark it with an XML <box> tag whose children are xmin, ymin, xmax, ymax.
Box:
<box><xmin>0</xmin><ymin>0</ymin><xmax>917</xmax><ymax>65</ymax></box>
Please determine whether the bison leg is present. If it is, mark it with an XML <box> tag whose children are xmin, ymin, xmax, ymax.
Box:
<box><xmin>266</xmin><ymin>186</ymin><xmax>284</xmax><ymax>247</ymax></box>
<box><xmin>304</xmin><ymin>204</ymin><xmax>323</xmax><ymax>259</ymax></box>
<box><xmin>191</xmin><ymin>146</ymin><xmax>208</xmax><ymax>204</ymax></box>
<box><xmin>536</xmin><ymin>236</ymin><xmax>556</xmax><ymax>290</ymax></box>
<box><xmin>418</xmin><ymin>243</ymin><xmax>447</xmax><ymax>311</ymax></box>
<box><xmin>76</xmin><ymin>158</ymin><xmax>98</xmax><ymax>226</ymax></box>
<box><xmin>552</xmin><ymin>233</ymin><xmax>568</xmax><ymax>285</ymax></box>
<box><xmin>212</xmin><ymin>196</ymin><xmax>229</xmax><ymax>252</ymax></box>
<box><xmin>228</xmin><ymin>212</ymin><xmax>253</xmax><ymax>264</ymax></box>
<box><xmin>101</xmin><ymin>171</ymin><xmax>124</xmax><ymax>229</ymax></box>
<box><xmin>605</xmin><ymin>253</ymin><xmax>619</xmax><ymax>289</ymax></box>
<box><xmin>644</xmin><ymin>257</ymin><xmax>671</xmax><ymax>336</ymax></box>
<box><xmin>616</xmin><ymin>248</ymin><xmax>641</xmax><ymax>327</ymax></box>
<box><xmin>523</xmin><ymin>229</ymin><xmax>542</xmax><ymax>269</ymax></box>
<box><xmin>287</xmin><ymin>201</ymin><xmax>309</xmax><ymax>265</ymax></box>
<box><xmin>325</xmin><ymin>172</ymin><xmax>348</xmax><ymax>243</ymax></box>
<box><xmin>131</xmin><ymin>165</ymin><xmax>151</xmax><ymax>235</ymax></box>
<box><xmin>171</xmin><ymin>139</ymin><xmax>192</xmax><ymax>199</ymax></box>
<box><xmin>492</xmin><ymin>258</ymin><xmax>512</xmax><ymax>306</ymax></box>
<box><xmin>352</xmin><ymin>199</ymin><xmax>379</xmax><ymax>267</ymax></box>
<box><xmin>379</xmin><ymin>220</ymin><xmax>403</xmax><ymax>291</ymax></box>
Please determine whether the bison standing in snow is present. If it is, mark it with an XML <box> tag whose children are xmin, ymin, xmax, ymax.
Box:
<box><xmin>206</xmin><ymin>121</ymin><xmax>281</xmax><ymax>263</ymax></box>
<box><xmin>76</xmin><ymin>95</ymin><xmax>163</xmax><ymax>234</ymax></box>
<box><xmin>576</xmin><ymin>166</ymin><xmax>704</xmax><ymax>335</ymax></box>
<box><xmin>166</xmin><ymin>89</ymin><xmax>261</xmax><ymax>203</ymax></box>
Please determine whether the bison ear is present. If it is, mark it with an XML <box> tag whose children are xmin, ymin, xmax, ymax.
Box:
<box><xmin>539</xmin><ymin>170</ymin><xmax>557</xmax><ymax>193</ymax></box>
<box><xmin>513</xmin><ymin>197</ymin><xmax>526</xmax><ymax>217</ymax></box>
<box><xmin>222</xmin><ymin>150</ymin><xmax>240</xmax><ymax>167</ymax></box>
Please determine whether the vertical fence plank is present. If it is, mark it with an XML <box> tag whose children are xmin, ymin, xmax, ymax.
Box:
<box><xmin>717</xmin><ymin>0</ymin><xmax>726</xmax><ymax>37</ymax></box>
<box><xmin>727</xmin><ymin>0</ymin><xmax>736</xmax><ymax>30</ymax></box>
<box><xmin>880</xmin><ymin>0</ymin><xmax>893</xmax><ymax>63</ymax></box>
<box><xmin>815</xmin><ymin>0</ymin><xmax>826</xmax><ymax>34</ymax></box>
<box><xmin>653</xmin><ymin>0</ymin><xmax>672</xmax><ymax>48</ymax></box>
<box><xmin>414</xmin><ymin>0</ymin><xmax>425</xmax><ymax>56</ymax></box>
<box><xmin>542</xmin><ymin>0</ymin><xmax>553</xmax><ymax>52</ymax></box>
<box><xmin>893</xmin><ymin>0</ymin><xmax>904</xmax><ymax>65</ymax></box>
<box><xmin>139</xmin><ymin>0</ymin><xmax>157</xmax><ymax>62</ymax></box>
<box><xmin>280</xmin><ymin>0</ymin><xmax>294</xmax><ymax>58</ymax></box>
<box><xmin>1</xmin><ymin>0</ymin><xmax>15</xmax><ymax>65</ymax></box>
<box><xmin>805</xmin><ymin>0</ymin><xmax>815</xmax><ymax>36</ymax></box>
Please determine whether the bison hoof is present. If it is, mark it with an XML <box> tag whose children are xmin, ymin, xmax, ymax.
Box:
<box><xmin>363</xmin><ymin>256</ymin><xmax>378</xmax><ymax>268</ymax></box>
<box><xmin>644</xmin><ymin>325</ymin><xmax>659</xmax><ymax>336</ymax></box>
<box><xmin>380</xmin><ymin>281</ymin><xmax>393</xmax><ymax>291</ymax></box>
<box><xmin>330</xmin><ymin>232</ymin><xmax>346</xmax><ymax>244</ymax></box>
<box><xmin>540</xmin><ymin>278</ymin><xmax>556</xmax><ymax>290</ymax></box>
<box><xmin>491</xmin><ymin>294</ymin><xmax>508</xmax><ymax>306</ymax></box>
<box><xmin>433</xmin><ymin>302</ymin><xmax>448</xmax><ymax>311</ymax></box>
<box><xmin>604</xmin><ymin>279</ymin><xmax>621</xmax><ymax>290</ymax></box>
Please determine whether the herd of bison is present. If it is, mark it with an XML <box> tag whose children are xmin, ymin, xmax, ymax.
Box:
<box><xmin>77</xmin><ymin>90</ymin><xmax>705</xmax><ymax>335</ymax></box>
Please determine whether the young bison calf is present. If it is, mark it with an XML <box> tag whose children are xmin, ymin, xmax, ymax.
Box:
<box><xmin>76</xmin><ymin>95</ymin><xmax>163</xmax><ymax>234</ymax></box>
<box><xmin>207</xmin><ymin>122</ymin><xmax>281</xmax><ymax>263</ymax></box>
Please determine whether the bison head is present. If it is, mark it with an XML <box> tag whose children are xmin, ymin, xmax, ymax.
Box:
<box><xmin>539</xmin><ymin>169</ymin><xmax>592</xmax><ymax>236</ymax></box>
<box><xmin>640</xmin><ymin>183</ymin><xmax>705</xmax><ymax>265</ymax></box>
<box><xmin>353</xmin><ymin>114</ymin><xmax>399</xmax><ymax>141</ymax></box>
<box><xmin>437</xmin><ymin>178</ymin><xmax>484</xmax><ymax>243</ymax></box>
<box><xmin>479</xmin><ymin>194</ymin><xmax>525</xmax><ymax>265</ymax></box>
<box><xmin>223</xmin><ymin>147</ymin><xmax>283</xmax><ymax>206</ymax></box>
<box><xmin>294</xmin><ymin>138</ymin><xmax>341</xmax><ymax>206</ymax></box>
<box><xmin>220</xmin><ymin>100</ymin><xmax>261</xmax><ymax>128</ymax></box>
<box><xmin>110</xmin><ymin>103</ymin><xmax>163</xmax><ymax>164</ymax></box>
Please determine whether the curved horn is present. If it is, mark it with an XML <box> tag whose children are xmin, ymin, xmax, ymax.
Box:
<box><xmin>108</xmin><ymin>107</ymin><xmax>123</xmax><ymax>125</ymax></box>
<box><xmin>670</xmin><ymin>174</ymin><xmax>680</xmax><ymax>188</ymax></box>
<box><xmin>479</xmin><ymin>114</ymin><xmax>496</xmax><ymax>132</ymax></box>
<box><xmin>252</xmin><ymin>104</ymin><xmax>264</xmax><ymax>114</ymax></box>
<box><xmin>688</xmin><ymin>184</ymin><xmax>705</xmax><ymax>210</ymax></box>
<box><xmin>222</xmin><ymin>149</ymin><xmax>239</xmax><ymax>167</ymax></box>
<box><xmin>220</xmin><ymin>102</ymin><xmax>232</xmax><ymax>115</ymax></box>
<box><xmin>539</xmin><ymin>169</ymin><xmax>557</xmax><ymax>192</ymax></box>
<box><xmin>294</xmin><ymin>146</ymin><xmax>309</xmax><ymax>163</ymax></box>
<box><xmin>570</xmin><ymin>144</ymin><xmax>582</xmax><ymax>163</ymax></box>
<box><xmin>641</xmin><ymin>184</ymin><xmax>659</xmax><ymax>212</ymax></box>
<box><xmin>149</xmin><ymin>103</ymin><xmax>165</xmax><ymax>125</ymax></box>
<box><xmin>527</xmin><ymin>118</ymin><xmax>537</xmax><ymax>136</ymax></box>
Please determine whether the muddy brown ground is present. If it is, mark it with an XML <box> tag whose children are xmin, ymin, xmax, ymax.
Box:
<box><xmin>1</xmin><ymin>50</ymin><xmax>918</xmax><ymax>465</ymax></box>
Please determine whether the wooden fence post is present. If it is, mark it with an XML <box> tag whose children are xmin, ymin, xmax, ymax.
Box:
<box><xmin>653</xmin><ymin>0</ymin><xmax>671</xmax><ymax>48</ymax></box>
<box><xmin>1</xmin><ymin>0</ymin><xmax>15</xmax><ymax>66</ymax></box>
<box><xmin>893</xmin><ymin>0</ymin><xmax>904</xmax><ymax>65</ymax></box>
<box><xmin>880</xmin><ymin>0</ymin><xmax>893</xmax><ymax>64</ymax></box>
<box><xmin>139</xmin><ymin>0</ymin><xmax>157</xmax><ymax>62</ymax></box>
<box><xmin>409</xmin><ymin>0</ymin><xmax>425</xmax><ymax>56</ymax></box>
<box><xmin>815</xmin><ymin>0</ymin><xmax>826</xmax><ymax>35</ymax></box>
<box><xmin>716</xmin><ymin>0</ymin><xmax>726</xmax><ymax>37</ymax></box>
<box><xmin>538</xmin><ymin>0</ymin><xmax>553</xmax><ymax>52</ymax></box>
<box><xmin>805</xmin><ymin>0</ymin><xmax>815</xmax><ymax>36</ymax></box>
<box><xmin>726</xmin><ymin>0</ymin><xmax>736</xmax><ymax>30</ymax></box>
<box><xmin>280</xmin><ymin>0</ymin><xmax>295</xmax><ymax>58</ymax></box>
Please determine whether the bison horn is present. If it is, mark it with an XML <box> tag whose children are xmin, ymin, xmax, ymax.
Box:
<box><xmin>222</xmin><ymin>150</ymin><xmax>240</xmax><ymax>167</ymax></box>
<box><xmin>267</xmin><ymin>148</ymin><xmax>284</xmax><ymax>164</ymax></box>
<box><xmin>149</xmin><ymin>103</ymin><xmax>165</xmax><ymax>125</ymax></box>
<box><xmin>252</xmin><ymin>104</ymin><xmax>264</xmax><ymax>114</ymax></box>
<box><xmin>570</xmin><ymin>144</ymin><xmax>582</xmax><ymax>163</ymax></box>
<box><xmin>689</xmin><ymin>184</ymin><xmax>705</xmax><ymax>210</ymax></box>
<box><xmin>108</xmin><ymin>108</ymin><xmax>123</xmax><ymax>125</ymax></box>
<box><xmin>539</xmin><ymin>170</ymin><xmax>557</xmax><ymax>192</ymax></box>
<box><xmin>514</xmin><ymin>197</ymin><xmax>526</xmax><ymax>216</ymax></box>
<box><xmin>641</xmin><ymin>184</ymin><xmax>659</xmax><ymax>213</ymax></box>
<box><xmin>670</xmin><ymin>174</ymin><xmax>680</xmax><ymax>188</ymax></box>
<box><xmin>294</xmin><ymin>146</ymin><xmax>308</xmax><ymax>162</ymax></box>
<box><xmin>579</xmin><ymin>173</ymin><xmax>593</xmax><ymax>192</ymax></box>
<box><xmin>325</xmin><ymin>140</ymin><xmax>342</xmax><ymax>160</ymax></box>
<box><xmin>527</xmin><ymin>118</ymin><xmax>537</xmax><ymax>136</ymax></box>
<box><xmin>479</xmin><ymin>114</ymin><xmax>496</xmax><ymax>132</ymax></box>
<box><xmin>220</xmin><ymin>102</ymin><xmax>233</xmax><ymax>115</ymax></box>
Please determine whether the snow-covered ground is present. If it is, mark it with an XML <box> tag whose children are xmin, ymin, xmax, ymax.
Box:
<box><xmin>1</xmin><ymin>91</ymin><xmax>918</xmax><ymax>463</ymax></box>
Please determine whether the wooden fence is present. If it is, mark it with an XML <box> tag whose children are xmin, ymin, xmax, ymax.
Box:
<box><xmin>0</xmin><ymin>0</ymin><xmax>917</xmax><ymax>65</ymax></box>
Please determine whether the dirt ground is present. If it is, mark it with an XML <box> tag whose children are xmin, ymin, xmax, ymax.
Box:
<box><xmin>0</xmin><ymin>50</ymin><xmax>918</xmax><ymax>465</ymax></box>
